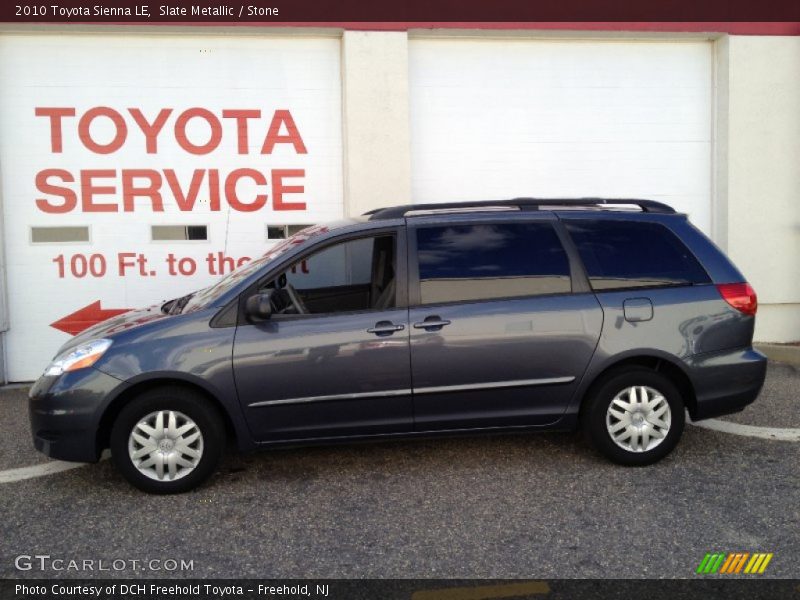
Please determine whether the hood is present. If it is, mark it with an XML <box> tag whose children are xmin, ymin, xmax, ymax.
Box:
<box><xmin>55</xmin><ymin>303</ymin><xmax>172</xmax><ymax>356</ymax></box>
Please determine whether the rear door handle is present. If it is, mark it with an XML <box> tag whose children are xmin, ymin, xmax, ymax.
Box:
<box><xmin>413</xmin><ymin>316</ymin><xmax>451</xmax><ymax>331</ymax></box>
<box><xmin>367</xmin><ymin>321</ymin><xmax>405</xmax><ymax>336</ymax></box>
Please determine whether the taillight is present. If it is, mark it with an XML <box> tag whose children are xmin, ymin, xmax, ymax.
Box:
<box><xmin>717</xmin><ymin>282</ymin><xmax>758</xmax><ymax>316</ymax></box>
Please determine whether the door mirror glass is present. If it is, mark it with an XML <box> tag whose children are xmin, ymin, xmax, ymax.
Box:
<box><xmin>245</xmin><ymin>290</ymin><xmax>273</xmax><ymax>321</ymax></box>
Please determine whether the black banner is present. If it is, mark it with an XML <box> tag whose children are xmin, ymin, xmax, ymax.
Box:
<box><xmin>2</xmin><ymin>0</ymin><xmax>800</xmax><ymax>24</ymax></box>
<box><xmin>3</xmin><ymin>579</ymin><xmax>800</xmax><ymax>600</ymax></box>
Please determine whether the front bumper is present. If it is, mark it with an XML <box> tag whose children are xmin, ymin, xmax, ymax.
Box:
<box><xmin>29</xmin><ymin>367</ymin><xmax>125</xmax><ymax>462</ymax></box>
<box><xmin>686</xmin><ymin>346</ymin><xmax>768</xmax><ymax>421</ymax></box>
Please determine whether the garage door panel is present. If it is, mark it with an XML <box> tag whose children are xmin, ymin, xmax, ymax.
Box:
<box><xmin>410</xmin><ymin>39</ymin><xmax>712</xmax><ymax>231</ymax></box>
<box><xmin>0</xmin><ymin>34</ymin><xmax>342</xmax><ymax>381</ymax></box>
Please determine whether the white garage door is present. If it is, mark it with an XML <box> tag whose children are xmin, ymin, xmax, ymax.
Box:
<box><xmin>409</xmin><ymin>39</ymin><xmax>712</xmax><ymax>229</ymax></box>
<box><xmin>0</xmin><ymin>34</ymin><xmax>342</xmax><ymax>381</ymax></box>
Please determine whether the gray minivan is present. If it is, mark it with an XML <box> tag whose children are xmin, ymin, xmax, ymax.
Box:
<box><xmin>29</xmin><ymin>199</ymin><xmax>767</xmax><ymax>493</ymax></box>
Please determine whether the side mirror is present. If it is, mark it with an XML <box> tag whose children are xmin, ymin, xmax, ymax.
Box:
<box><xmin>245</xmin><ymin>290</ymin><xmax>273</xmax><ymax>321</ymax></box>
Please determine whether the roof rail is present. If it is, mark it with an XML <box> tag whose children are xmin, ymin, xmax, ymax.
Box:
<box><xmin>365</xmin><ymin>198</ymin><xmax>676</xmax><ymax>220</ymax></box>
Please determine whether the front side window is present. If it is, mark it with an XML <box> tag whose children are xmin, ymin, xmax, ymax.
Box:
<box><xmin>415</xmin><ymin>222</ymin><xmax>571</xmax><ymax>305</ymax></box>
<box><xmin>564</xmin><ymin>220</ymin><xmax>711</xmax><ymax>290</ymax></box>
<box><xmin>184</xmin><ymin>224</ymin><xmax>330</xmax><ymax>312</ymax></box>
<box><xmin>267</xmin><ymin>234</ymin><xmax>396</xmax><ymax>315</ymax></box>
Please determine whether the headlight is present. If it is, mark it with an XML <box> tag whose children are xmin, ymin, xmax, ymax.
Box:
<box><xmin>44</xmin><ymin>339</ymin><xmax>113</xmax><ymax>377</ymax></box>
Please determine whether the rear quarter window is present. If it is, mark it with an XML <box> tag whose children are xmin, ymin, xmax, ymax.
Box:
<box><xmin>564</xmin><ymin>220</ymin><xmax>711</xmax><ymax>290</ymax></box>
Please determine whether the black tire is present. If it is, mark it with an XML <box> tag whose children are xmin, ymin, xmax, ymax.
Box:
<box><xmin>110</xmin><ymin>386</ymin><xmax>225</xmax><ymax>494</ymax></box>
<box><xmin>581</xmin><ymin>367</ymin><xmax>685</xmax><ymax>466</ymax></box>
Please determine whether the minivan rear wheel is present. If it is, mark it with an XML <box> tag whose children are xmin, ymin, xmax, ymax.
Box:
<box><xmin>110</xmin><ymin>387</ymin><xmax>225</xmax><ymax>493</ymax></box>
<box><xmin>582</xmin><ymin>368</ymin><xmax>685</xmax><ymax>466</ymax></box>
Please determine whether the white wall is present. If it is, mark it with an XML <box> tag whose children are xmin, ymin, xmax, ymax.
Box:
<box><xmin>722</xmin><ymin>35</ymin><xmax>800</xmax><ymax>342</ymax></box>
<box><xmin>400</xmin><ymin>32</ymin><xmax>799</xmax><ymax>342</ymax></box>
<box><xmin>0</xmin><ymin>29</ymin><xmax>797</xmax><ymax>382</ymax></box>
<box><xmin>342</xmin><ymin>31</ymin><xmax>412</xmax><ymax>216</ymax></box>
<box><xmin>0</xmin><ymin>33</ymin><xmax>343</xmax><ymax>380</ymax></box>
<box><xmin>0</xmin><ymin>160</ymin><xmax>7</xmax><ymax>384</ymax></box>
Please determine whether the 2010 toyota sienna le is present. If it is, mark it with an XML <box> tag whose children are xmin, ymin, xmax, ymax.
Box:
<box><xmin>29</xmin><ymin>199</ymin><xmax>767</xmax><ymax>493</ymax></box>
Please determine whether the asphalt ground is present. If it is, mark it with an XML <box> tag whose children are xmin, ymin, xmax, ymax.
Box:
<box><xmin>0</xmin><ymin>362</ymin><xmax>798</xmax><ymax>580</ymax></box>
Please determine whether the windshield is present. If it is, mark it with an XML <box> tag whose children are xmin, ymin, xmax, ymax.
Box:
<box><xmin>182</xmin><ymin>224</ymin><xmax>330</xmax><ymax>312</ymax></box>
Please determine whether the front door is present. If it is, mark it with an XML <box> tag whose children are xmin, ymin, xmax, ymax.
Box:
<box><xmin>234</xmin><ymin>230</ymin><xmax>412</xmax><ymax>442</ymax></box>
<box><xmin>408</xmin><ymin>216</ymin><xmax>602</xmax><ymax>430</ymax></box>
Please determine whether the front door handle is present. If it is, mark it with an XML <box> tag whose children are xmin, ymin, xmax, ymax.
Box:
<box><xmin>367</xmin><ymin>321</ymin><xmax>405</xmax><ymax>336</ymax></box>
<box><xmin>413</xmin><ymin>316</ymin><xmax>452</xmax><ymax>331</ymax></box>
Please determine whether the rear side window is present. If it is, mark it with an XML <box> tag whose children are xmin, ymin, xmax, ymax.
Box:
<box><xmin>564</xmin><ymin>220</ymin><xmax>711</xmax><ymax>290</ymax></box>
<box><xmin>415</xmin><ymin>222</ymin><xmax>571</xmax><ymax>304</ymax></box>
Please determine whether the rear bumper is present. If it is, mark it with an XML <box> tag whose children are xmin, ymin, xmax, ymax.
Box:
<box><xmin>685</xmin><ymin>347</ymin><xmax>767</xmax><ymax>421</ymax></box>
<box><xmin>28</xmin><ymin>367</ymin><xmax>125</xmax><ymax>463</ymax></box>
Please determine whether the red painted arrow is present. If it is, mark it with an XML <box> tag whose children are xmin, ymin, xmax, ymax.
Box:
<box><xmin>50</xmin><ymin>300</ymin><xmax>132</xmax><ymax>336</ymax></box>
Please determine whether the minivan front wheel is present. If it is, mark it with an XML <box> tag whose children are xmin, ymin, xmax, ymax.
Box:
<box><xmin>582</xmin><ymin>368</ymin><xmax>685</xmax><ymax>466</ymax></box>
<box><xmin>110</xmin><ymin>387</ymin><xmax>225</xmax><ymax>493</ymax></box>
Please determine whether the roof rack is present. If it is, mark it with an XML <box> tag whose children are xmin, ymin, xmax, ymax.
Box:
<box><xmin>365</xmin><ymin>198</ymin><xmax>676</xmax><ymax>220</ymax></box>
